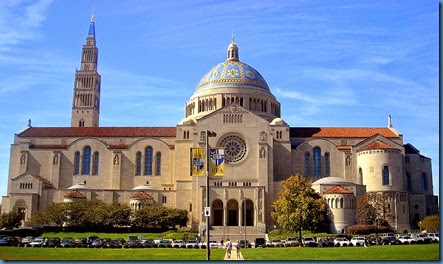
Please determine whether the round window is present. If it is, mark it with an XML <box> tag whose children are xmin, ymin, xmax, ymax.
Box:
<box><xmin>220</xmin><ymin>135</ymin><xmax>247</xmax><ymax>163</ymax></box>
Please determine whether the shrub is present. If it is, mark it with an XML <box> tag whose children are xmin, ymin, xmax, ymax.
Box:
<box><xmin>347</xmin><ymin>224</ymin><xmax>391</xmax><ymax>235</ymax></box>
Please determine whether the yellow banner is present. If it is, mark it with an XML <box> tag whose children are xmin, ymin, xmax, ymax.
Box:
<box><xmin>190</xmin><ymin>148</ymin><xmax>205</xmax><ymax>176</ymax></box>
<box><xmin>209</xmin><ymin>148</ymin><xmax>225</xmax><ymax>176</ymax></box>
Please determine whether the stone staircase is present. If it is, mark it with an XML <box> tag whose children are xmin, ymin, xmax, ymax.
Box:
<box><xmin>207</xmin><ymin>226</ymin><xmax>266</xmax><ymax>242</ymax></box>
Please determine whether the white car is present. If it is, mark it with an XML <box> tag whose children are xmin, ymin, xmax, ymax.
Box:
<box><xmin>186</xmin><ymin>240</ymin><xmax>198</xmax><ymax>248</ymax></box>
<box><xmin>350</xmin><ymin>236</ymin><xmax>366</xmax><ymax>246</ymax></box>
<box><xmin>29</xmin><ymin>237</ymin><xmax>46</xmax><ymax>247</ymax></box>
<box><xmin>171</xmin><ymin>240</ymin><xmax>184</xmax><ymax>248</ymax></box>
<box><xmin>209</xmin><ymin>240</ymin><xmax>220</xmax><ymax>248</ymax></box>
<box><xmin>397</xmin><ymin>235</ymin><xmax>417</xmax><ymax>244</ymax></box>
<box><xmin>333</xmin><ymin>237</ymin><xmax>350</xmax><ymax>247</ymax></box>
<box><xmin>426</xmin><ymin>233</ymin><xmax>439</xmax><ymax>242</ymax></box>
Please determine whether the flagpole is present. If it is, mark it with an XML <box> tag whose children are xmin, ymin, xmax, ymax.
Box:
<box><xmin>205</xmin><ymin>130</ymin><xmax>217</xmax><ymax>260</ymax></box>
<box><xmin>205</xmin><ymin>130</ymin><xmax>210</xmax><ymax>260</ymax></box>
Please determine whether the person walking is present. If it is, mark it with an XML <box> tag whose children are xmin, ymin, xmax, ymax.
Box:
<box><xmin>226</xmin><ymin>243</ymin><xmax>232</xmax><ymax>258</ymax></box>
<box><xmin>236</xmin><ymin>243</ymin><xmax>241</xmax><ymax>258</ymax></box>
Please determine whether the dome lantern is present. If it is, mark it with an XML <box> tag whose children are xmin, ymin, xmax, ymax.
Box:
<box><xmin>227</xmin><ymin>36</ymin><xmax>239</xmax><ymax>61</ymax></box>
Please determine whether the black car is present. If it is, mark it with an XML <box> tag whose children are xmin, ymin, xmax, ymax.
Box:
<box><xmin>0</xmin><ymin>236</ymin><xmax>20</xmax><ymax>246</ymax></box>
<box><xmin>238</xmin><ymin>240</ymin><xmax>251</xmax><ymax>248</ymax></box>
<box><xmin>254</xmin><ymin>238</ymin><xmax>266</xmax><ymax>248</ymax></box>
<box><xmin>45</xmin><ymin>237</ymin><xmax>61</xmax><ymax>247</ymax></box>
<box><xmin>107</xmin><ymin>239</ymin><xmax>124</xmax><ymax>248</ymax></box>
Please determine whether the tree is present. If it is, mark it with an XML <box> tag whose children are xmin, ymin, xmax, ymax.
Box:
<box><xmin>419</xmin><ymin>215</ymin><xmax>439</xmax><ymax>233</ymax></box>
<box><xmin>355</xmin><ymin>194</ymin><xmax>377</xmax><ymax>225</ymax></box>
<box><xmin>0</xmin><ymin>212</ymin><xmax>22</xmax><ymax>229</ymax></box>
<box><xmin>272</xmin><ymin>173</ymin><xmax>329</xmax><ymax>243</ymax></box>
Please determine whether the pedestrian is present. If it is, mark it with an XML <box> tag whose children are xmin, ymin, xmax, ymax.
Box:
<box><xmin>236</xmin><ymin>243</ymin><xmax>241</xmax><ymax>258</ymax></box>
<box><xmin>226</xmin><ymin>244</ymin><xmax>232</xmax><ymax>258</ymax></box>
<box><xmin>364</xmin><ymin>238</ymin><xmax>368</xmax><ymax>248</ymax></box>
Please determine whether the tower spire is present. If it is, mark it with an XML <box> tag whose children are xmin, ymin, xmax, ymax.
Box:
<box><xmin>88</xmin><ymin>10</ymin><xmax>95</xmax><ymax>37</ymax></box>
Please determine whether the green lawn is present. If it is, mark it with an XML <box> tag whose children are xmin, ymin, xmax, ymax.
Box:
<box><xmin>0</xmin><ymin>244</ymin><xmax>439</xmax><ymax>261</ymax></box>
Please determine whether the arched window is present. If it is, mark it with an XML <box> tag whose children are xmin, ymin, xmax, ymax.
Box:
<box><xmin>82</xmin><ymin>146</ymin><xmax>91</xmax><ymax>174</ymax></box>
<box><xmin>136</xmin><ymin>152</ymin><xmax>142</xmax><ymax>176</ymax></box>
<box><xmin>325</xmin><ymin>152</ymin><xmax>330</xmax><ymax>176</ymax></box>
<box><xmin>421</xmin><ymin>173</ymin><xmax>427</xmax><ymax>191</ymax></box>
<box><xmin>155</xmin><ymin>152</ymin><xmax>161</xmax><ymax>175</ymax></box>
<box><xmin>92</xmin><ymin>151</ymin><xmax>99</xmax><ymax>175</ymax></box>
<box><xmin>313</xmin><ymin>147</ymin><xmax>321</xmax><ymax>177</ymax></box>
<box><xmin>74</xmin><ymin>151</ymin><xmax>80</xmax><ymax>175</ymax></box>
<box><xmin>144</xmin><ymin>147</ymin><xmax>153</xmax><ymax>175</ymax></box>
<box><xmin>304</xmin><ymin>153</ymin><xmax>310</xmax><ymax>176</ymax></box>
<box><xmin>382</xmin><ymin>165</ymin><xmax>389</xmax><ymax>185</ymax></box>
<box><xmin>405</xmin><ymin>172</ymin><xmax>411</xmax><ymax>191</ymax></box>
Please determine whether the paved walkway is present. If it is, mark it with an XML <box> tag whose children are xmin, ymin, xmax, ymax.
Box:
<box><xmin>224</xmin><ymin>247</ymin><xmax>244</xmax><ymax>260</ymax></box>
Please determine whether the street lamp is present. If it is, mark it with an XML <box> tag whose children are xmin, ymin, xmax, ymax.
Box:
<box><xmin>205</xmin><ymin>130</ymin><xmax>216</xmax><ymax>260</ymax></box>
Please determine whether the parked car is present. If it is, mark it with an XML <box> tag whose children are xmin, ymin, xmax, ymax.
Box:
<box><xmin>186</xmin><ymin>240</ymin><xmax>198</xmax><ymax>248</ymax></box>
<box><xmin>426</xmin><ymin>233</ymin><xmax>439</xmax><ymax>243</ymax></box>
<box><xmin>317</xmin><ymin>237</ymin><xmax>334</xmax><ymax>247</ymax></box>
<box><xmin>107</xmin><ymin>239</ymin><xmax>124</xmax><ymax>248</ymax></box>
<box><xmin>266</xmin><ymin>239</ymin><xmax>283</xmax><ymax>247</ymax></box>
<box><xmin>125</xmin><ymin>239</ymin><xmax>142</xmax><ymax>248</ymax></box>
<box><xmin>416</xmin><ymin>233</ymin><xmax>433</xmax><ymax>244</ymax></box>
<box><xmin>209</xmin><ymin>240</ymin><xmax>220</xmax><ymax>248</ymax></box>
<box><xmin>171</xmin><ymin>240</ymin><xmax>184</xmax><ymax>248</ymax></box>
<box><xmin>254</xmin><ymin>237</ymin><xmax>266</xmax><ymax>248</ymax></box>
<box><xmin>87</xmin><ymin>236</ymin><xmax>99</xmax><ymax>246</ymax></box>
<box><xmin>397</xmin><ymin>235</ymin><xmax>417</xmax><ymax>245</ymax></box>
<box><xmin>141</xmin><ymin>239</ymin><xmax>154</xmax><ymax>248</ymax></box>
<box><xmin>45</xmin><ymin>237</ymin><xmax>61</xmax><ymax>248</ymax></box>
<box><xmin>158</xmin><ymin>239</ymin><xmax>171</xmax><ymax>247</ymax></box>
<box><xmin>0</xmin><ymin>236</ymin><xmax>20</xmax><ymax>246</ymax></box>
<box><xmin>91</xmin><ymin>238</ymin><xmax>107</xmax><ymax>248</ymax></box>
<box><xmin>20</xmin><ymin>236</ymin><xmax>34</xmax><ymax>246</ymax></box>
<box><xmin>333</xmin><ymin>237</ymin><xmax>350</xmax><ymax>247</ymax></box>
<box><xmin>60</xmin><ymin>237</ymin><xmax>76</xmax><ymax>248</ymax></box>
<box><xmin>75</xmin><ymin>237</ymin><xmax>87</xmax><ymax>247</ymax></box>
<box><xmin>285</xmin><ymin>237</ymin><xmax>299</xmax><ymax>247</ymax></box>
<box><xmin>238</xmin><ymin>240</ymin><xmax>251</xmax><ymax>248</ymax></box>
<box><xmin>302</xmin><ymin>237</ymin><xmax>317</xmax><ymax>247</ymax></box>
<box><xmin>29</xmin><ymin>237</ymin><xmax>46</xmax><ymax>247</ymax></box>
<box><xmin>350</xmin><ymin>236</ymin><xmax>366</xmax><ymax>246</ymax></box>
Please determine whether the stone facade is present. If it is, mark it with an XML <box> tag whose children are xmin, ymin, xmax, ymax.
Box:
<box><xmin>1</xmin><ymin>16</ymin><xmax>438</xmax><ymax>236</ymax></box>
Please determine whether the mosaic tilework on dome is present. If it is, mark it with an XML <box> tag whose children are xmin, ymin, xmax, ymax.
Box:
<box><xmin>196</xmin><ymin>61</ymin><xmax>270</xmax><ymax>91</ymax></box>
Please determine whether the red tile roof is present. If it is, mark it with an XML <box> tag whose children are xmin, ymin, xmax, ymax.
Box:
<box><xmin>18</xmin><ymin>127</ymin><xmax>177</xmax><ymax>138</ymax></box>
<box><xmin>290</xmin><ymin>127</ymin><xmax>399</xmax><ymax>138</ymax></box>
<box><xmin>64</xmin><ymin>190</ymin><xmax>87</xmax><ymax>199</ymax></box>
<box><xmin>130</xmin><ymin>192</ymin><xmax>154</xmax><ymax>199</ymax></box>
<box><xmin>358</xmin><ymin>140</ymin><xmax>398</xmax><ymax>152</ymax></box>
<box><xmin>31</xmin><ymin>175</ymin><xmax>54</xmax><ymax>188</ymax></box>
<box><xmin>324</xmin><ymin>185</ymin><xmax>353</xmax><ymax>194</ymax></box>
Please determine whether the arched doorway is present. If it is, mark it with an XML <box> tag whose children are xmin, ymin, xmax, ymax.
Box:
<box><xmin>212</xmin><ymin>199</ymin><xmax>223</xmax><ymax>226</ymax></box>
<box><xmin>14</xmin><ymin>199</ymin><xmax>27</xmax><ymax>222</ymax></box>
<box><xmin>227</xmin><ymin>199</ymin><xmax>239</xmax><ymax>226</ymax></box>
<box><xmin>242</xmin><ymin>199</ymin><xmax>254</xmax><ymax>226</ymax></box>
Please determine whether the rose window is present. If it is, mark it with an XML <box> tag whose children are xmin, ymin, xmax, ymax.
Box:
<box><xmin>220</xmin><ymin>135</ymin><xmax>247</xmax><ymax>163</ymax></box>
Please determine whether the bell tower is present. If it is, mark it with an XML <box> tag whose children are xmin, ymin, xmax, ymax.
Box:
<box><xmin>71</xmin><ymin>12</ymin><xmax>101</xmax><ymax>127</ymax></box>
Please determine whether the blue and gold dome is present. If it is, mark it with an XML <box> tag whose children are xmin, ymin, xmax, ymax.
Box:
<box><xmin>195</xmin><ymin>37</ymin><xmax>270</xmax><ymax>93</ymax></box>
<box><xmin>196</xmin><ymin>61</ymin><xmax>270</xmax><ymax>92</ymax></box>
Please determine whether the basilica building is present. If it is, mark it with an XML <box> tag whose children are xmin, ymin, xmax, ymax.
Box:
<box><xmin>1</xmin><ymin>15</ymin><xmax>438</xmax><ymax>239</ymax></box>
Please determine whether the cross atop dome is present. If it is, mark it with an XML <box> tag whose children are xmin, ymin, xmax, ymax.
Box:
<box><xmin>227</xmin><ymin>36</ymin><xmax>239</xmax><ymax>61</ymax></box>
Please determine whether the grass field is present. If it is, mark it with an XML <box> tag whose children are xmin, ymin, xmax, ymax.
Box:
<box><xmin>0</xmin><ymin>244</ymin><xmax>439</xmax><ymax>261</ymax></box>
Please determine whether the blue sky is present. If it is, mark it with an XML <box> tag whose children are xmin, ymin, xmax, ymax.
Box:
<box><xmin>0</xmin><ymin>0</ymin><xmax>439</xmax><ymax>199</ymax></box>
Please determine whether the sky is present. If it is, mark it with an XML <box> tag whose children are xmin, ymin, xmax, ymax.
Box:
<box><xmin>0</xmin><ymin>1</ymin><xmax>439</xmax><ymax>199</ymax></box>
